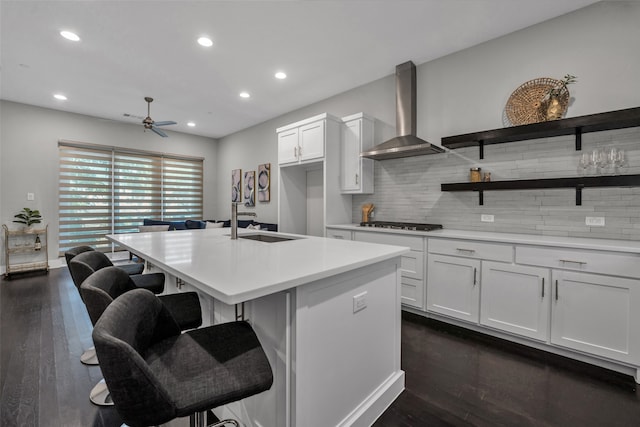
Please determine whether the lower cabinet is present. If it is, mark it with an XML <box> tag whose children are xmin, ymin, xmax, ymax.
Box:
<box><xmin>426</xmin><ymin>254</ymin><xmax>480</xmax><ymax>323</ymax></box>
<box><xmin>353</xmin><ymin>231</ymin><xmax>426</xmax><ymax>310</ymax></box>
<box><xmin>480</xmin><ymin>261</ymin><xmax>550</xmax><ymax>342</ymax></box>
<box><xmin>551</xmin><ymin>270</ymin><xmax>640</xmax><ymax>365</ymax></box>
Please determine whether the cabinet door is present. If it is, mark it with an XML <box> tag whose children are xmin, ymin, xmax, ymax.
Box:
<box><xmin>298</xmin><ymin>120</ymin><xmax>325</xmax><ymax>162</ymax></box>
<box><xmin>278</xmin><ymin>128</ymin><xmax>299</xmax><ymax>165</ymax></box>
<box><xmin>481</xmin><ymin>261</ymin><xmax>550</xmax><ymax>342</ymax></box>
<box><xmin>341</xmin><ymin>119</ymin><xmax>361</xmax><ymax>192</ymax></box>
<box><xmin>551</xmin><ymin>270</ymin><xmax>640</xmax><ymax>364</ymax></box>
<box><xmin>427</xmin><ymin>254</ymin><xmax>480</xmax><ymax>323</ymax></box>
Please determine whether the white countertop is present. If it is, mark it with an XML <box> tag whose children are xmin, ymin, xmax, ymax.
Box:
<box><xmin>107</xmin><ymin>229</ymin><xmax>408</xmax><ymax>305</ymax></box>
<box><xmin>327</xmin><ymin>224</ymin><xmax>640</xmax><ymax>253</ymax></box>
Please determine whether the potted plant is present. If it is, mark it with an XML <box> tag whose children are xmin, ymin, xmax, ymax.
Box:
<box><xmin>13</xmin><ymin>207</ymin><xmax>43</xmax><ymax>229</ymax></box>
<box><xmin>542</xmin><ymin>74</ymin><xmax>577</xmax><ymax>121</ymax></box>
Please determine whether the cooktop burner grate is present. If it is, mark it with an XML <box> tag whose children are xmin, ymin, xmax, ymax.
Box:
<box><xmin>359</xmin><ymin>221</ymin><xmax>443</xmax><ymax>231</ymax></box>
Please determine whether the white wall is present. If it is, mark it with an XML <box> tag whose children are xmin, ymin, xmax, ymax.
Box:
<box><xmin>218</xmin><ymin>1</ymin><xmax>640</xmax><ymax>238</ymax></box>
<box><xmin>0</xmin><ymin>101</ymin><xmax>218</xmax><ymax>265</ymax></box>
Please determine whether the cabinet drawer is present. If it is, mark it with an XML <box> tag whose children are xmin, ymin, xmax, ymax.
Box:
<box><xmin>428</xmin><ymin>238</ymin><xmax>513</xmax><ymax>263</ymax></box>
<box><xmin>401</xmin><ymin>276</ymin><xmax>424</xmax><ymax>309</ymax></box>
<box><xmin>326</xmin><ymin>228</ymin><xmax>352</xmax><ymax>240</ymax></box>
<box><xmin>354</xmin><ymin>231</ymin><xmax>424</xmax><ymax>251</ymax></box>
<box><xmin>516</xmin><ymin>246</ymin><xmax>640</xmax><ymax>278</ymax></box>
<box><xmin>401</xmin><ymin>250</ymin><xmax>424</xmax><ymax>280</ymax></box>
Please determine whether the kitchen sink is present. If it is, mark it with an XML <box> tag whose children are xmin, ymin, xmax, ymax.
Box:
<box><xmin>239</xmin><ymin>234</ymin><xmax>298</xmax><ymax>243</ymax></box>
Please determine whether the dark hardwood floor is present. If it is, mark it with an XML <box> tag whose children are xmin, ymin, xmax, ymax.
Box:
<box><xmin>1</xmin><ymin>267</ymin><xmax>640</xmax><ymax>427</ymax></box>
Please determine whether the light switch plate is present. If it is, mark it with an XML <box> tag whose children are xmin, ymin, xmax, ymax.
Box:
<box><xmin>586</xmin><ymin>216</ymin><xmax>605</xmax><ymax>226</ymax></box>
<box><xmin>27</xmin><ymin>192</ymin><xmax>35</xmax><ymax>201</ymax></box>
<box><xmin>353</xmin><ymin>291</ymin><xmax>367</xmax><ymax>313</ymax></box>
<box><xmin>481</xmin><ymin>214</ymin><xmax>494</xmax><ymax>223</ymax></box>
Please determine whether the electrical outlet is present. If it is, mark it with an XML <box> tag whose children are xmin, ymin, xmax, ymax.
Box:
<box><xmin>481</xmin><ymin>214</ymin><xmax>494</xmax><ymax>223</ymax></box>
<box><xmin>27</xmin><ymin>192</ymin><xmax>35</xmax><ymax>201</ymax></box>
<box><xmin>353</xmin><ymin>291</ymin><xmax>367</xmax><ymax>313</ymax></box>
<box><xmin>586</xmin><ymin>216</ymin><xmax>605</xmax><ymax>226</ymax></box>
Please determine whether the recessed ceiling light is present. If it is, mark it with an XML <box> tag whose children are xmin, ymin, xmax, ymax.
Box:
<box><xmin>53</xmin><ymin>94</ymin><xmax>67</xmax><ymax>100</ymax></box>
<box><xmin>197</xmin><ymin>37</ymin><xmax>213</xmax><ymax>47</ymax></box>
<box><xmin>275</xmin><ymin>71</ymin><xmax>287</xmax><ymax>80</ymax></box>
<box><xmin>187</xmin><ymin>122</ymin><xmax>196</xmax><ymax>127</ymax></box>
<box><xmin>239</xmin><ymin>92</ymin><xmax>250</xmax><ymax>98</ymax></box>
<box><xmin>60</xmin><ymin>31</ymin><xmax>80</xmax><ymax>42</ymax></box>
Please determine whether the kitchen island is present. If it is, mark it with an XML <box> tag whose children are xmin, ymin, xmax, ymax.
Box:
<box><xmin>107</xmin><ymin>228</ymin><xmax>408</xmax><ymax>427</ymax></box>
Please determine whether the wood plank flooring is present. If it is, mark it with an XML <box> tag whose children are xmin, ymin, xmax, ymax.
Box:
<box><xmin>2</xmin><ymin>267</ymin><xmax>640</xmax><ymax>426</ymax></box>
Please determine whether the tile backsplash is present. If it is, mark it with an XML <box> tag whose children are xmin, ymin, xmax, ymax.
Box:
<box><xmin>352</xmin><ymin>127</ymin><xmax>640</xmax><ymax>241</ymax></box>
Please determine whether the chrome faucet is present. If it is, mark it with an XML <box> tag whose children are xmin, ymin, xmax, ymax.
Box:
<box><xmin>231</xmin><ymin>202</ymin><xmax>257</xmax><ymax>239</ymax></box>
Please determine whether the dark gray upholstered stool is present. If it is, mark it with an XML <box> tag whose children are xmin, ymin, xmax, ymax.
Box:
<box><xmin>69</xmin><ymin>250</ymin><xmax>165</xmax><ymax>295</ymax></box>
<box><xmin>64</xmin><ymin>246</ymin><xmax>144</xmax><ymax>365</ymax></box>
<box><xmin>80</xmin><ymin>267</ymin><xmax>203</xmax><ymax>407</ymax></box>
<box><xmin>93</xmin><ymin>288</ymin><xmax>273</xmax><ymax>427</ymax></box>
<box><xmin>65</xmin><ymin>246</ymin><xmax>144</xmax><ymax>279</ymax></box>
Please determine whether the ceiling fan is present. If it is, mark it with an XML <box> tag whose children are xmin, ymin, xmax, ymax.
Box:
<box><xmin>142</xmin><ymin>97</ymin><xmax>176</xmax><ymax>137</ymax></box>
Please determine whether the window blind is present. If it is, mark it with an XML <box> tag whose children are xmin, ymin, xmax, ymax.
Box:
<box><xmin>58</xmin><ymin>143</ymin><xmax>204</xmax><ymax>255</ymax></box>
<box><xmin>59</xmin><ymin>145</ymin><xmax>114</xmax><ymax>252</ymax></box>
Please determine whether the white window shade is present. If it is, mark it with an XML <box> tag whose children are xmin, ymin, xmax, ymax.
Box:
<box><xmin>59</xmin><ymin>145</ymin><xmax>113</xmax><ymax>252</ymax></box>
<box><xmin>58</xmin><ymin>142</ymin><xmax>203</xmax><ymax>255</ymax></box>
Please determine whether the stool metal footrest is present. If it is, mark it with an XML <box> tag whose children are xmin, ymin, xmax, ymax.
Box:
<box><xmin>90</xmin><ymin>378</ymin><xmax>114</xmax><ymax>406</ymax></box>
<box><xmin>80</xmin><ymin>346</ymin><xmax>99</xmax><ymax>365</ymax></box>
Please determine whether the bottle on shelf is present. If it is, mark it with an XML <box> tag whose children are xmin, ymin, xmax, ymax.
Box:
<box><xmin>34</xmin><ymin>235</ymin><xmax>42</xmax><ymax>251</ymax></box>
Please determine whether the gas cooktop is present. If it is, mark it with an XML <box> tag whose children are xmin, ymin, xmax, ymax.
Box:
<box><xmin>359</xmin><ymin>221</ymin><xmax>443</xmax><ymax>232</ymax></box>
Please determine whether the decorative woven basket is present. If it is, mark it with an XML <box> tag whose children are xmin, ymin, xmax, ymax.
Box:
<box><xmin>505</xmin><ymin>77</ymin><xmax>570</xmax><ymax>126</ymax></box>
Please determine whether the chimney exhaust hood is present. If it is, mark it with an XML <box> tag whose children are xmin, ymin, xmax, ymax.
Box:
<box><xmin>361</xmin><ymin>61</ymin><xmax>444</xmax><ymax>160</ymax></box>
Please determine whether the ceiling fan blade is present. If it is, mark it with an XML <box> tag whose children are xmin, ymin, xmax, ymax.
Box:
<box><xmin>151</xmin><ymin>127</ymin><xmax>168</xmax><ymax>137</ymax></box>
<box><xmin>153</xmin><ymin>121</ymin><xmax>177</xmax><ymax>127</ymax></box>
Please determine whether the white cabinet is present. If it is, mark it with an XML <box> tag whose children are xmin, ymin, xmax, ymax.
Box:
<box><xmin>277</xmin><ymin>128</ymin><xmax>299</xmax><ymax>165</ymax></box>
<box><xmin>353</xmin><ymin>231</ymin><xmax>426</xmax><ymax>309</ymax></box>
<box><xmin>278</xmin><ymin>114</ymin><xmax>351</xmax><ymax>236</ymax></box>
<box><xmin>480</xmin><ymin>261</ymin><xmax>550</xmax><ymax>342</ymax></box>
<box><xmin>277</xmin><ymin>114</ymin><xmax>327</xmax><ymax>166</ymax></box>
<box><xmin>340</xmin><ymin>113</ymin><xmax>374</xmax><ymax>194</ymax></box>
<box><xmin>426</xmin><ymin>253</ymin><xmax>480</xmax><ymax>323</ymax></box>
<box><xmin>551</xmin><ymin>270</ymin><xmax>640</xmax><ymax>365</ymax></box>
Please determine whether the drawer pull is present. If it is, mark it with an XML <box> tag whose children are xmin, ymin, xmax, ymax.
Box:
<box><xmin>541</xmin><ymin>277</ymin><xmax>545</xmax><ymax>298</ymax></box>
<box><xmin>559</xmin><ymin>259</ymin><xmax>587</xmax><ymax>265</ymax></box>
<box><xmin>456</xmin><ymin>248</ymin><xmax>476</xmax><ymax>254</ymax></box>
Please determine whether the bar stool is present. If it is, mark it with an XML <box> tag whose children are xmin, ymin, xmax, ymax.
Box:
<box><xmin>64</xmin><ymin>246</ymin><xmax>145</xmax><ymax>365</ymax></box>
<box><xmin>80</xmin><ymin>267</ymin><xmax>202</xmax><ymax>407</ymax></box>
<box><xmin>92</xmin><ymin>288</ymin><xmax>273</xmax><ymax>427</ymax></box>
<box><xmin>69</xmin><ymin>250</ymin><xmax>165</xmax><ymax>295</ymax></box>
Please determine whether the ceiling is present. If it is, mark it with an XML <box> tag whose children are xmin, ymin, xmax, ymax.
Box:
<box><xmin>1</xmin><ymin>0</ymin><xmax>600</xmax><ymax>140</ymax></box>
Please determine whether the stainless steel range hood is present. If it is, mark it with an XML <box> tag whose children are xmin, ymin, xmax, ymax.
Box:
<box><xmin>361</xmin><ymin>61</ymin><xmax>444</xmax><ymax>160</ymax></box>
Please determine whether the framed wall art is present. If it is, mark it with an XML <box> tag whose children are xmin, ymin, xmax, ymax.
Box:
<box><xmin>244</xmin><ymin>170</ymin><xmax>255</xmax><ymax>207</ymax></box>
<box><xmin>258</xmin><ymin>163</ymin><xmax>270</xmax><ymax>202</ymax></box>
<box><xmin>231</xmin><ymin>169</ymin><xmax>242</xmax><ymax>202</ymax></box>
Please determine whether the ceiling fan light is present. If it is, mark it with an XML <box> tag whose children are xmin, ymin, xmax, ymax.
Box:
<box><xmin>197</xmin><ymin>37</ymin><xmax>213</xmax><ymax>47</ymax></box>
<box><xmin>60</xmin><ymin>31</ymin><xmax>80</xmax><ymax>42</ymax></box>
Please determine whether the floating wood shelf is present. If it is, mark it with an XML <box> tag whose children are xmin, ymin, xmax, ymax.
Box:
<box><xmin>441</xmin><ymin>107</ymin><xmax>640</xmax><ymax>159</ymax></box>
<box><xmin>441</xmin><ymin>174</ymin><xmax>640</xmax><ymax>206</ymax></box>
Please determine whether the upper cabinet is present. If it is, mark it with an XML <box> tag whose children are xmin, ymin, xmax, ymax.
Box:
<box><xmin>277</xmin><ymin>114</ymin><xmax>337</xmax><ymax>166</ymax></box>
<box><xmin>341</xmin><ymin>113</ymin><xmax>374</xmax><ymax>194</ymax></box>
